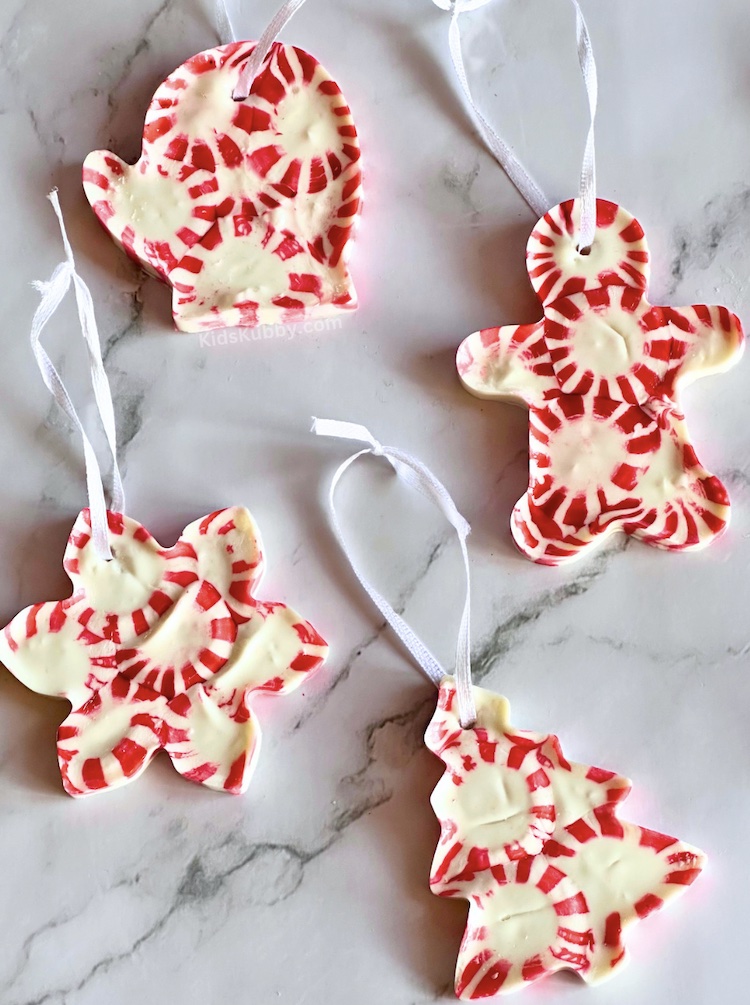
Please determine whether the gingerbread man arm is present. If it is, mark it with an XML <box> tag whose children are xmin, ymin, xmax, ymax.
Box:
<box><xmin>457</xmin><ymin>323</ymin><xmax>558</xmax><ymax>406</ymax></box>
<box><xmin>656</xmin><ymin>303</ymin><xmax>745</xmax><ymax>391</ymax></box>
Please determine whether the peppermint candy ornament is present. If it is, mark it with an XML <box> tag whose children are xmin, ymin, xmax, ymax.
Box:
<box><xmin>458</xmin><ymin>198</ymin><xmax>744</xmax><ymax>564</ymax></box>
<box><xmin>1</xmin><ymin>192</ymin><xmax>327</xmax><ymax>797</ymax></box>
<box><xmin>313</xmin><ymin>418</ymin><xmax>705</xmax><ymax>999</ymax></box>
<box><xmin>439</xmin><ymin>0</ymin><xmax>744</xmax><ymax>564</ymax></box>
<box><xmin>83</xmin><ymin>4</ymin><xmax>361</xmax><ymax>332</ymax></box>
<box><xmin>1</xmin><ymin>508</ymin><xmax>326</xmax><ymax>796</ymax></box>
<box><xmin>429</xmin><ymin>679</ymin><xmax>704</xmax><ymax>997</ymax></box>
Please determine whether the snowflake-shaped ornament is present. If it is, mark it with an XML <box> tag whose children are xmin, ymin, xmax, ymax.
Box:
<box><xmin>83</xmin><ymin>41</ymin><xmax>361</xmax><ymax>332</ymax></box>
<box><xmin>457</xmin><ymin>199</ymin><xmax>744</xmax><ymax>564</ymax></box>
<box><xmin>0</xmin><ymin>508</ymin><xmax>327</xmax><ymax>796</ymax></box>
<box><xmin>426</xmin><ymin>679</ymin><xmax>705</xmax><ymax>998</ymax></box>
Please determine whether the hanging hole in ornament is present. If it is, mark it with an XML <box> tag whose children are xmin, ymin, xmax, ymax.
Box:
<box><xmin>577</xmin><ymin>244</ymin><xmax>592</xmax><ymax>257</ymax></box>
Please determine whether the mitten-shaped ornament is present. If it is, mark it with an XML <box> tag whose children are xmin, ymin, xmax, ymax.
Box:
<box><xmin>83</xmin><ymin>40</ymin><xmax>361</xmax><ymax>332</ymax></box>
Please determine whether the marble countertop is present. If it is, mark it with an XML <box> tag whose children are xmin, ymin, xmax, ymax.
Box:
<box><xmin>1</xmin><ymin>0</ymin><xmax>749</xmax><ymax>1002</ymax></box>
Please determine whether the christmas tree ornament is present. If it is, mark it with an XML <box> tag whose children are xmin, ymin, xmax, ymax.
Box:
<box><xmin>312</xmin><ymin>417</ymin><xmax>705</xmax><ymax>999</ymax></box>
<box><xmin>82</xmin><ymin>0</ymin><xmax>361</xmax><ymax>332</ymax></box>
<box><xmin>0</xmin><ymin>192</ymin><xmax>327</xmax><ymax>797</ymax></box>
<box><xmin>428</xmin><ymin>679</ymin><xmax>704</xmax><ymax>996</ymax></box>
<box><xmin>437</xmin><ymin>0</ymin><xmax>744</xmax><ymax>564</ymax></box>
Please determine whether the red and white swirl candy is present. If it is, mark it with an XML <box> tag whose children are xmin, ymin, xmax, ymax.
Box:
<box><xmin>83</xmin><ymin>41</ymin><xmax>361</xmax><ymax>331</ymax></box>
<box><xmin>426</xmin><ymin>678</ymin><xmax>705</xmax><ymax>998</ymax></box>
<box><xmin>0</xmin><ymin>507</ymin><xmax>328</xmax><ymax>796</ymax></box>
<box><xmin>457</xmin><ymin>199</ymin><xmax>744</xmax><ymax>565</ymax></box>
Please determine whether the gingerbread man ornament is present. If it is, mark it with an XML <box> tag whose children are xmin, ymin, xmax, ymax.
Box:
<box><xmin>457</xmin><ymin>199</ymin><xmax>744</xmax><ymax>565</ymax></box>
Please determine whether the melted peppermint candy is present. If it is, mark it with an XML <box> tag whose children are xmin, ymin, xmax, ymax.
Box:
<box><xmin>0</xmin><ymin>508</ymin><xmax>327</xmax><ymax>796</ymax></box>
<box><xmin>427</xmin><ymin>679</ymin><xmax>705</xmax><ymax>999</ymax></box>
<box><xmin>457</xmin><ymin>199</ymin><xmax>744</xmax><ymax>564</ymax></box>
<box><xmin>83</xmin><ymin>41</ymin><xmax>361</xmax><ymax>331</ymax></box>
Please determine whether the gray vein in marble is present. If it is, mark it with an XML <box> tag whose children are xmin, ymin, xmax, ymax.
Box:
<box><xmin>583</xmin><ymin>631</ymin><xmax>703</xmax><ymax>668</ymax></box>
<box><xmin>102</xmin><ymin>285</ymin><xmax>145</xmax><ymax>370</ymax></box>
<box><xmin>441</xmin><ymin>159</ymin><xmax>481</xmax><ymax>215</ymax></box>
<box><xmin>669</xmin><ymin>234</ymin><xmax>689</xmax><ymax>292</ymax></box>
<box><xmin>340</xmin><ymin>696</ymin><xmax>433</xmax><ymax>798</ymax></box>
<box><xmin>5</xmin><ymin>873</ymin><xmax>142</xmax><ymax>1002</ymax></box>
<box><xmin>104</xmin><ymin>0</ymin><xmax>175</xmax><ymax>124</ymax></box>
<box><xmin>0</xmin><ymin>4</ymin><xmax>69</xmax><ymax>163</ymax></box>
<box><xmin>727</xmin><ymin>641</ymin><xmax>750</xmax><ymax>659</ymax></box>
<box><xmin>31</xmin><ymin>392</ymin><xmax>87</xmax><ymax>509</ymax></box>
<box><xmin>0</xmin><ymin>0</ymin><xmax>176</xmax><ymax>169</ymax></box>
<box><xmin>115</xmin><ymin>388</ymin><xmax>146</xmax><ymax>457</ymax></box>
<box><xmin>720</xmin><ymin>465</ymin><xmax>750</xmax><ymax>490</ymax></box>
<box><xmin>471</xmin><ymin>537</ymin><xmax>629</xmax><ymax>684</ymax></box>
<box><xmin>6</xmin><ymin>915</ymin><xmax>71</xmax><ymax>996</ymax></box>
<box><xmin>6</xmin><ymin>707</ymin><xmax>416</xmax><ymax>1005</ymax></box>
<box><xmin>477</xmin><ymin>446</ymin><xmax>528</xmax><ymax>521</ymax></box>
<box><xmin>542</xmin><ymin>624</ymin><xmax>736</xmax><ymax>672</ymax></box>
<box><xmin>667</xmin><ymin>187</ymin><xmax>750</xmax><ymax>299</ymax></box>
<box><xmin>291</xmin><ymin>534</ymin><xmax>450</xmax><ymax>732</ymax></box>
<box><xmin>16</xmin><ymin>909</ymin><xmax>169</xmax><ymax>1005</ymax></box>
<box><xmin>542</xmin><ymin>625</ymin><xmax>575</xmax><ymax>649</ymax></box>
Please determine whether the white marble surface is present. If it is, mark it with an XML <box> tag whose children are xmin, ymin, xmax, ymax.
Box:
<box><xmin>0</xmin><ymin>0</ymin><xmax>749</xmax><ymax>1001</ymax></box>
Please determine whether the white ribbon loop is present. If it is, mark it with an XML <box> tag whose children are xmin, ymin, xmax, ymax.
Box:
<box><xmin>312</xmin><ymin>418</ymin><xmax>476</xmax><ymax>728</ymax></box>
<box><xmin>29</xmin><ymin>191</ymin><xmax>126</xmax><ymax>560</ymax></box>
<box><xmin>221</xmin><ymin>0</ymin><xmax>310</xmax><ymax>101</ymax></box>
<box><xmin>434</xmin><ymin>0</ymin><xmax>599</xmax><ymax>251</ymax></box>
